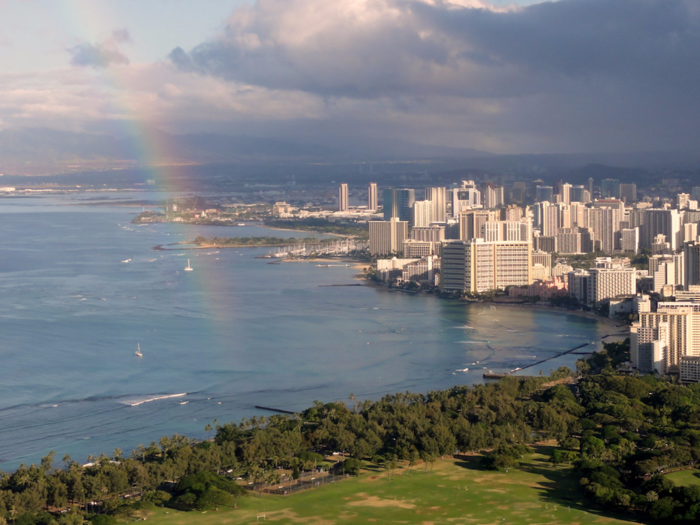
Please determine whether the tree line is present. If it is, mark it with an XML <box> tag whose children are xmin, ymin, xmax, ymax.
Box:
<box><xmin>2</xmin><ymin>340</ymin><xmax>700</xmax><ymax>523</ymax></box>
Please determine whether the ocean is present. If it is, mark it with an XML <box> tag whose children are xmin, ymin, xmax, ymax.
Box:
<box><xmin>0</xmin><ymin>193</ymin><xmax>607</xmax><ymax>469</ymax></box>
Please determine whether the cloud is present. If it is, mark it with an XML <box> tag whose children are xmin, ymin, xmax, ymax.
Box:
<box><xmin>160</xmin><ymin>0</ymin><xmax>700</xmax><ymax>152</ymax></box>
<box><xmin>69</xmin><ymin>29</ymin><xmax>132</xmax><ymax>68</ymax></box>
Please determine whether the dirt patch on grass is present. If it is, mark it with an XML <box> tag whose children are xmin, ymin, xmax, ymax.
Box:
<box><xmin>264</xmin><ymin>508</ymin><xmax>335</xmax><ymax>524</ymax></box>
<box><xmin>347</xmin><ymin>495</ymin><xmax>416</xmax><ymax>509</ymax></box>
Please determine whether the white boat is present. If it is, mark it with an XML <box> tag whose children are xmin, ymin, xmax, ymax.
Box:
<box><xmin>135</xmin><ymin>344</ymin><xmax>142</xmax><ymax>358</ymax></box>
<box><xmin>184</xmin><ymin>259</ymin><xmax>193</xmax><ymax>272</ymax></box>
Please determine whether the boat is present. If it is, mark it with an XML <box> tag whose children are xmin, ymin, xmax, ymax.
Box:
<box><xmin>184</xmin><ymin>259</ymin><xmax>193</xmax><ymax>272</ymax></box>
<box><xmin>135</xmin><ymin>344</ymin><xmax>142</xmax><ymax>358</ymax></box>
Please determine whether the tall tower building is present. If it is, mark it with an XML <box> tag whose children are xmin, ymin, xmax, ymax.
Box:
<box><xmin>383</xmin><ymin>188</ymin><xmax>415</xmax><ymax>224</ymax></box>
<box><xmin>601</xmin><ymin>179</ymin><xmax>620</xmax><ymax>199</ymax></box>
<box><xmin>368</xmin><ymin>183</ymin><xmax>378</xmax><ymax>211</ymax></box>
<box><xmin>535</xmin><ymin>186</ymin><xmax>554</xmax><ymax>203</ymax></box>
<box><xmin>450</xmin><ymin>181</ymin><xmax>481</xmax><ymax>217</ymax></box>
<box><xmin>619</xmin><ymin>183</ymin><xmax>637</xmax><ymax>204</ymax></box>
<box><xmin>641</xmin><ymin>209</ymin><xmax>681</xmax><ymax>251</ymax></box>
<box><xmin>413</xmin><ymin>200</ymin><xmax>435</xmax><ymax>228</ymax></box>
<box><xmin>560</xmin><ymin>183</ymin><xmax>572</xmax><ymax>205</ymax></box>
<box><xmin>425</xmin><ymin>187</ymin><xmax>447</xmax><ymax>222</ymax></box>
<box><xmin>338</xmin><ymin>183</ymin><xmax>349</xmax><ymax>212</ymax></box>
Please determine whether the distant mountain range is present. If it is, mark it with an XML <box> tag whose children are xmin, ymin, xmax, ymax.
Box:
<box><xmin>0</xmin><ymin>127</ymin><xmax>698</xmax><ymax>178</ymax></box>
<box><xmin>0</xmin><ymin>127</ymin><xmax>493</xmax><ymax>175</ymax></box>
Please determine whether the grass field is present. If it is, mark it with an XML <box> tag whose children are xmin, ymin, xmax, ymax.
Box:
<box><xmin>665</xmin><ymin>469</ymin><xmax>700</xmax><ymax>487</ymax></box>
<box><xmin>144</xmin><ymin>446</ymin><xmax>639</xmax><ymax>524</ymax></box>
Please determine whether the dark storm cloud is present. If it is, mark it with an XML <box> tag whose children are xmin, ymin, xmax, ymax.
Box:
<box><xmin>169</xmin><ymin>0</ymin><xmax>700</xmax><ymax>99</ymax></box>
<box><xmin>164</xmin><ymin>0</ymin><xmax>700</xmax><ymax>153</ymax></box>
<box><xmin>69</xmin><ymin>30</ymin><xmax>131</xmax><ymax>68</ymax></box>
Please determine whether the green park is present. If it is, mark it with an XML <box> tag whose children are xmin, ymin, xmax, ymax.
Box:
<box><xmin>142</xmin><ymin>447</ymin><xmax>640</xmax><ymax>524</ymax></box>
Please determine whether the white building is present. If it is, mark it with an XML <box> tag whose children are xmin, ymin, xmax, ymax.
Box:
<box><xmin>587</xmin><ymin>266</ymin><xmax>637</xmax><ymax>306</ymax></box>
<box><xmin>425</xmin><ymin>187</ymin><xmax>447</xmax><ymax>222</ymax></box>
<box><xmin>413</xmin><ymin>200</ymin><xmax>435</xmax><ymax>228</ymax></box>
<box><xmin>368</xmin><ymin>182</ymin><xmax>378</xmax><ymax>211</ymax></box>
<box><xmin>338</xmin><ymin>183</ymin><xmax>349</xmax><ymax>212</ymax></box>
<box><xmin>440</xmin><ymin>239</ymin><xmax>532</xmax><ymax>293</ymax></box>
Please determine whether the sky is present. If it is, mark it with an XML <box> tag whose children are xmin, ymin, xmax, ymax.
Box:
<box><xmin>0</xmin><ymin>0</ymin><xmax>698</xmax><ymax>155</ymax></box>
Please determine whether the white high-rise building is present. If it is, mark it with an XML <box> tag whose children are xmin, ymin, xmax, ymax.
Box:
<box><xmin>338</xmin><ymin>183</ymin><xmax>349</xmax><ymax>212</ymax></box>
<box><xmin>560</xmin><ymin>183</ymin><xmax>571</xmax><ymax>205</ymax></box>
<box><xmin>440</xmin><ymin>239</ymin><xmax>532</xmax><ymax>293</ymax></box>
<box><xmin>630</xmin><ymin>321</ymin><xmax>668</xmax><ymax>374</ymax></box>
<box><xmin>482</xmin><ymin>220</ymin><xmax>532</xmax><ymax>242</ymax></box>
<box><xmin>425</xmin><ymin>187</ymin><xmax>447</xmax><ymax>222</ymax></box>
<box><xmin>368</xmin><ymin>182</ymin><xmax>378</xmax><ymax>211</ymax></box>
<box><xmin>633</xmin><ymin>308</ymin><xmax>695</xmax><ymax>372</ymax></box>
<box><xmin>450</xmin><ymin>181</ymin><xmax>481</xmax><ymax>217</ymax></box>
<box><xmin>412</xmin><ymin>200</ymin><xmax>435</xmax><ymax>228</ymax></box>
<box><xmin>587</xmin><ymin>266</ymin><xmax>636</xmax><ymax>305</ymax></box>
<box><xmin>650</xmin><ymin>253</ymin><xmax>685</xmax><ymax>293</ymax></box>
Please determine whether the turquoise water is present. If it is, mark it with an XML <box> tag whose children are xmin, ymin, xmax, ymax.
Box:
<box><xmin>0</xmin><ymin>194</ymin><xmax>606</xmax><ymax>469</ymax></box>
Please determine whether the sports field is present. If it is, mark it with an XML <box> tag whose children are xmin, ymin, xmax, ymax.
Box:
<box><xmin>145</xmin><ymin>446</ymin><xmax>639</xmax><ymax>524</ymax></box>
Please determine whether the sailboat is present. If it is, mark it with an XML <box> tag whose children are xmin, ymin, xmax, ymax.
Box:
<box><xmin>184</xmin><ymin>259</ymin><xmax>194</xmax><ymax>272</ymax></box>
<box><xmin>135</xmin><ymin>343</ymin><xmax>143</xmax><ymax>358</ymax></box>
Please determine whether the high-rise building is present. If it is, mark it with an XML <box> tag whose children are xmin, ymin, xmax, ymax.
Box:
<box><xmin>633</xmin><ymin>309</ymin><xmax>695</xmax><ymax>372</ymax></box>
<box><xmin>568</xmin><ymin>270</ymin><xmax>590</xmax><ymax>305</ymax></box>
<box><xmin>368</xmin><ymin>182</ymin><xmax>378</xmax><ymax>211</ymax></box>
<box><xmin>535</xmin><ymin>186</ymin><xmax>554</xmax><ymax>203</ymax></box>
<box><xmin>501</xmin><ymin>204</ymin><xmax>524</xmax><ymax>221</ymax></box>
<box><xmin>587</xmin><ymin>266</ymin><xmax>636</xmax><ymax>305</ymax></box>
<box><xmin>650</xmin><ymin>253</ymin><xmax>685</xmax><ymax>293</ymax></box>
<box><xmin>483</xmin><ymin>184</ymin><xmax>504</xmax><ymax>209</ymax></box>
<box><xmin>369</xmin><ymin>217</ymin><xmax>408</xmax><ymax>255</ymax></box>
<box><xmin>585</xmin><ymin>206</ymin><xmax>621</xmax><ymax>253</ymax></box>
<box><xmin>620</xmin><ymin>227</ymin><xmax>639</xmax><ymax>253</ymax></box>
<box><xmin>571</xmin><ymin>185</ymin><xmax>589</xmax><ymax>203</ymax></box>
<box><xmin>560</xmin><ymin>183</ymin><xmax>571</xmax><ymax>205</ymax></box>
<box><xmin>482</xmin><ymin>220</ymin><xmax>532</xmax><ymax>242</ymax></box>
<box><xmin>692</xmin><ymin>187</ymin><xmax>700</xmax><ymax>202</ymax></box>
<box><xmin>641</xmin><ymin>209</ymin><xmax>681</xmax><ymax>251</ymax></box>
<box><xmin>439</xmin><ymin>239</ymin><xmax>532</xmax><ymax>293</ymax></box>
<box><xmin>458</xmin><ymin>210</ymin><xmax>498</xmax><ymax>240</ymax></box>
<box><xmin>588</xmin><ymin>178</ymin><xmax>595</xmax><ymax>199</ymax></box>
<box><xmin>678</xmin><ymin>193</ymin><xmax>691</xmax><ymax>210</ymax></box>
<box><xmin>383</xmin><ymin>188</ymin><xmax>415</xmax><ymax>224</ymax></box>
<box><xmin>630</xmin><ymin>321</ymin><xmax>668</xmax><ymax>373</ymax></box>
<box><xmin>620</xmin><ymin>183</ymin><xmax>637</xmax><ymax>204</ymax></box>
<box><xmin>338</xmin><ymin>183</ymin><xmax>349</xmax><ymax>211</ymax></box>
<box><xmin>424</xmin><ymin>187</ymin><xmax>447</xmax><ymax>222</ymax></box>
<box><xmin>534</xmin><ymin>235</ymin><xmax>557</xmax><ymax>253</ymax></box>
<box><xmin>684</xmin><ymin>241</ymin><xmax>700</xmax><ymax>288</ymax></box>
<box><xmin>601</xmin><ymin>178</ymin><xmax>621</xmax><ymax>199</ymax></box>
<box><xmin>412</xmin><ymin>200</ymin><xmax>435</xmax><ymax>228</ymax></box>
<box><xmin>450</xmin><ymin>181</ymin><xmax>481</xmax><ymax>217</ymax></box>
<box><xmin>557</xmin><ymin>227</ymin><xmax>593</xmax><ymax>254</ymax></box>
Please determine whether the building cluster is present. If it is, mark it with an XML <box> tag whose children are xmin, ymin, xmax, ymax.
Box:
<box><xmin>353</xmin><ymin>180</ymin><xmax>700</xmax><ymax>382</ymax></box>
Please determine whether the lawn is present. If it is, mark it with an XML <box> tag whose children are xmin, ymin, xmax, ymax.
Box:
<box><xmin>143</xmin><ymin>446</ymin><xmax>639</xmax><ymax>524</ymax></box>
<box><xmin>665</xmin><ymin>469</ymin><xmax>700</xmax><ymax>487</ymax></box>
